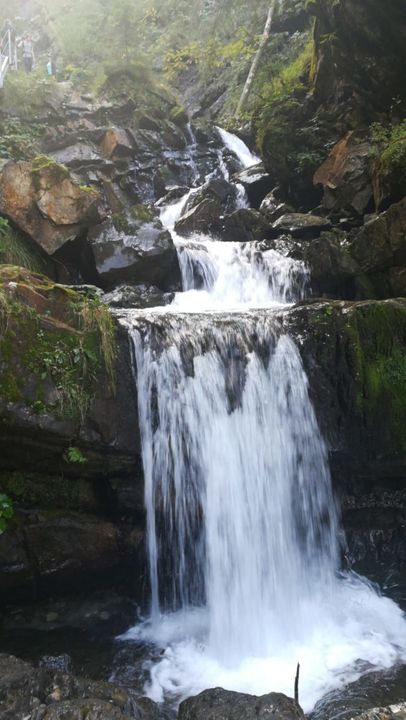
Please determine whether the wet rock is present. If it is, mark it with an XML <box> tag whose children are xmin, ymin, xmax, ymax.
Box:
<box><xmin>101</xmin><ymin>127</ymin><xmax>134</xmax><ymax>158</ymax></box>
<box><xmin>268</xmin><ymin>231</ymin><xmax>365</xmax><ymax>299</ymax></box>
<box><xmin>313</xmin><ymin>132</ymin><xmax>375</xmax><ymax>216</ymax></box>
<box><xmin>178</xmin><ymin>687</ymin><xmax>305</xmax><ymax>720</ymax></box>
<box><xmin>88</xmin><ymin>210</ymin><xmax>181</xmax><ymax>291</ymax></box>
<box><xmin>1</xmin><ymin>591</ymin><xmax>136</xmax><ymax>635</ymax></box>
<box><xmin>156</xmin><ymin>186</ymin><xmax>189</xmax><ymax>206</ymax></box>
<box><xmin>175</xmin><ymin>179</ymin><xmax>243</xmax><ymax>236</ymax></box>
<box><xmin>184</xmin><ymin>178</ymin><xmax>238</xmax><ymax>214</ymax></box>
<box><xmin>271</xmin><ymin>213</ymin><xmax>331</xmax><ymax>238</ymax></box>
<box><xmin>260</xmin><ymin>191</ymin><xmax>295</xmax><ymax>222</ymax></box>
<box><xmin>39</xmin><ymin>655</ymin><xmax>72</xmax><ymax>674</ymax></box>
<box><xmin>51</xmin><ymin>143</ymin><xmax>105</xmax><ymax>169</ymax></box>
<box><xmin>104</xmin><ymin>284</ymin><xmax>174</xmax><ymax>309</ymax></box>
<box><xmin>350</xmin><ymin>703</ymin><xmax>406</xmax><ymax>720</ymax></box>
<box><xmin>284</xmin><ymin>298</ymin><xmax>406</xmax><ymax>585</ymax></box>
<box><xmin>349</xmin><ymin>197</ymin><xmax>406</xmax><ymax>297</ymax></box>
<box><xmin>0</xmin><ymin>654</ymin><xmax>163</xmax><ymax>720</ymax></box>
<box><xmin>233</xmin><ymin>163</ymin><xmax>275</xmax><ymax>208</ymax></box>
<box><xmin>175</xmin><ymin>198</ymin><xmax>222</xmax><ymax>236</ymax></box>
<box><xmin>220</xmin><ymin>208</ymin><xmax>270</xmax><ymax>243</ymax></box>
<box><xmin>0</xmin><ymin>159</ymin><xmax>106</xmax><ymax>255</ymax></box>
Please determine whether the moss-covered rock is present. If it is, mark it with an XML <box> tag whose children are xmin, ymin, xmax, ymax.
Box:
<box><xmin>0</xmin><ymin>266</ymin><xmax>115</xmax><ymax>421</ymax></box>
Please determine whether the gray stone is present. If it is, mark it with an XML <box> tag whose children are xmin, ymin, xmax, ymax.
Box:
<box><xmin>272</xmin><ymin>213</ymin><xmax>331</xmax><ymax>238</ymax></box>
<box><xmin>178</xmin><ymin>687</ymin><xmax>305</xmax><ymax>720</ymax></box>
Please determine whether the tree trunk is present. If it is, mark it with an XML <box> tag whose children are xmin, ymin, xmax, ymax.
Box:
<box><xmin>235</xmin><ymin>0</ymin><xmax>278</xmax><ymax>118</ymax></box>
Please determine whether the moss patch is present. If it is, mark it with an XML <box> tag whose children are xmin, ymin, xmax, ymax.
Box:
<box><xmin>0</xmin><ymin>267</ymin><xmax>116</xmax><ymax>424</ymax></box>
<box><xmin>343</xmin><ymin>301</ymin><xmax>406</xmax><ymax>452</ymax></box>
<box><xmin>0</xmin><ymin>470</ymin><xmax>98</xmax><ymax>513</ymax></box>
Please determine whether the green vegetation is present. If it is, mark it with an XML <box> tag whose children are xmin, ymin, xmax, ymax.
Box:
<box><xmin>0</xmin><ymin>118</ymin><xmax>45</xmax><ymax>161</ymax></box>
<box><xmin>344</xmin><ymin>302</ymin><xmax>406</xmax><ymax>451</ymax></box>
<box><xmin>0</xmin><ymin>218</ymin><xmax>44</xmax><ymax>271</ymax></box>
<box><xmin>0</xmin><ymin>267</ymin><xmax>116</xmax><ymax>424</ymax></box>
<box><xmin>370</xmin><ymin>119</ymin><xmax>406</xmax><ymax>186</ymax></box>
<box><xmin>254</xmin><ymin>35</ymin><xmax>323</xmax><ymax>186</ymax></box>
<box><xmin>0</xmin><ymin>470</ymin><xmax>96</xmax><ymax>512</ymax></box>
<box><xmin>64</xmin><ymin>446</ymin><xmax>87</xmax><ymax>464</ymax></box>
<box><xmin>2</xmin><ymin>71</ymin><xmax>58</xmax><ymax>116</ymax></box>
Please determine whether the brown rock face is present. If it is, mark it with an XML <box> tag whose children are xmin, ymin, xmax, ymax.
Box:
<box><xmin>101</xmin><ymin>127</ymin><xmax>134</xmax><ymax>158</ymax></box>
<box><xmin>0</xmin><ymin>160</ymin><xmax>106</xmax><ymax>255</ymax></box>
<box><xmin>313</xmin><ymin>132</ymin><xmax>374</xmax><ymax>215</ymax></box>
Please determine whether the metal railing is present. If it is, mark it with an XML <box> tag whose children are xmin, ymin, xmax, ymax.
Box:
<box><xmin>0</xmin><ymin>20</ymin><xmax>17</xmax><ymax>89</ymax></box>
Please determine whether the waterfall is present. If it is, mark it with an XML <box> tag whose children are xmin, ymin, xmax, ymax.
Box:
<box><xmin>119</xmin><ymin>129</ymin><xmax>406</xmax><ymax>712</ymax></box>
<box><xmin>215</xmin><ymin>126</ymin><xmax>261</xmax><ymax>168</ymax></box>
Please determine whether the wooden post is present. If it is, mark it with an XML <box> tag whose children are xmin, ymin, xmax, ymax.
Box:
<box><xmin>294</xmin><ymin>663</ymin><xmax>300</xmax><ymax>705</ymax></box>
<box><xmin>235</xmin><ymin>0</ymin><xmax>278</xmax><ymax>119</ymax></box>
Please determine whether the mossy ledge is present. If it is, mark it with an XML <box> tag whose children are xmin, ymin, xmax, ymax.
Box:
<box><xmin>0</xmin><ymin>266</ymin><xmax>116</xmax><ymax>425</ymax></box>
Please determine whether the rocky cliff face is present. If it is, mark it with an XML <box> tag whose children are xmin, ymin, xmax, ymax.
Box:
<box><xmin>0</xmin><ymin>267</ymin><xmax>143</xmax><ymax>604</ymax></box>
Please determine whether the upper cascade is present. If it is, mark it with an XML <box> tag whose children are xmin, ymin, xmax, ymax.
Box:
<box><xmin>157</xmin><ymin>128</ymin><xmax>308</xmax><ymax>312</ymax></box>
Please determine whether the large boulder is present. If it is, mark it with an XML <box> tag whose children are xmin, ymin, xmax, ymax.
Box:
<box><xmin>178</xmin><ymin>688</ymin><xmax>304</xmax><ymax>720</ymax></box>
<box><xmin>101</xmin><ymin>127</ymin><xmax>134</xmax><ymax>158</ymax></box>
<box><xmin>271</xmin><ymin>213</ymin><xmax>331</xmax><ymax>238</ymax></box>
<box><xmin>313</xmin><ymin>131</ymin><xmax>374</xmax><ymax>216</ymax></box>
<box><xmin>349</xmin><ymin>197</ymin><xmax>406</xmax><ymax>297</ymax></box>
<box><xmin>233</xmin><ymin>163</ymin><xmax>275</xmax><ymax>208</ymax></box>
<box><xmin>175</xmin><ymin>198</ymin><xmax>223</xmax><ymax>237</ymax></box>
<box><xmin>103</xmin><ymin>283</ymin><xmax>174</xmax><ymax>309</ymax></box>
<box><xmin>88</xmin><ymin>206</ymin><xmax>181</xmax><ymax>290</ymax></box>
<box><xmin>260</xmin><ymin>191</ymin><xmax>295</xmax><ymax>222</ymax></box>
<box><xmin>175</xmin><ymin>178</ymin><xmax>240</xmax><ymax>227</ymax></box>
<box><xmin>220</xmin><ymin>208</ymin><xmax>269</xmax><ymax>243</ymax></box>
<box><xmin>51</xmin><ymin>142</ymin><xmax>105</xmax><ymax>169</ymax></box>
<box><xmin>0</xmin><ymin>157</ymin><xmax>106</xmax><ymax>255</ymax></box>
<box><xmin>0</xmin><ymin>654</ymin><xmax>163</xmax><ymax>720</ymax></box>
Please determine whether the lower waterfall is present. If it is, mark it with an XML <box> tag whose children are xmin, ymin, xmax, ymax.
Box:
<box><xmin>119</xmin><ymin>129</ymin><xmax>406</xmax><ymax>712</ymax></box>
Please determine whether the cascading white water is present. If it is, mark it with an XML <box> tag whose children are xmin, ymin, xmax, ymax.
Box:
<box><xmin>216</xmin><ymin>126</ymin><xmax>261</xmax><ymax>168</ymax></box>
<box><xmin>119</xmin><ymin>128</ymin><xmax>406</xmax><ymax>712</ymax></box>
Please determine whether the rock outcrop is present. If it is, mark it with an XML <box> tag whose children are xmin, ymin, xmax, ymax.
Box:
<box><xmin>0</xmin><ymin>267</ymin><xmax>143</xmax><ymax>603</ymax></box>
<box><xmin>0</xmin><ymin>654</ymin><xmax>163</xmax><ymax>720</ymax></box>
<box><xmin>285</xmin><ymin>298</ymin><xmax>406</xmax><ymax>587</ymax></box>
<box><xmin>88</xmin><ymin>208</ymin><xmax>181</xmax><ymax>291</ymax></box>
<box><xmin>178</xmin><ymin>688</ymin><xmax>304</xmax><ymax>720</ymax></box>
<box><xmin>0</xmin><ymin>158</ymin><xmax>106</xmax><ymax>255</ymax></box>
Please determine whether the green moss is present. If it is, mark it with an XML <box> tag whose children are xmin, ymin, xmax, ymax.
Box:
<box><xmin>0</xmin><ymin>268</ymin><xmax>116</xmax><ymax>423</ymax></box>
<box><xmin>32</xmin><ymin>154</ymin><xmax>69</xmax><ymax>176</ymax></box>
<box><xmin>0</xmin><ymin>218</ymin><xmax>44</xmax><ymax>272</ymax></box>
<box><xmin>344</xmin><ymin>302</ymin><xmax>406</xmax><ymax>451</ymax></box>
<box><xmin>370</xmin><ymin>119</ymin><xmax>406</xmax><ymax>188</ymax></box>
<box><xmin>254</xmin><ymin>36</ymin><xmax>323</xmax><ymax>187</ymax></box>
<box><xmin>169</xmin><ymin>105</ymin><xmax>189</xmax><ymax>125</ymax></box>
<box><xmin>0</xmin><ymin>118</ymin><xmax>45</xmax><ymax>161</ymax></box>
<box><xmin>130</xmin><ymin>204</ymin><xmax>156</xmax><ymax>223</ymax></box>
<box><xmin>0</xmin><ymin>470</ymin><xmax>96</xmax><ymax>512</ymax></box>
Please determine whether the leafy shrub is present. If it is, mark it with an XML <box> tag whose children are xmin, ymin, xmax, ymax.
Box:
<box><xmin>370</xmin><ymin>119</ymin><xmax>406</xmax><ymax>183</ymax></box>
<box><xmin>64</xmin><ymin>446</ymin><xmax>87</xmax><ymax>464</ymax></box>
